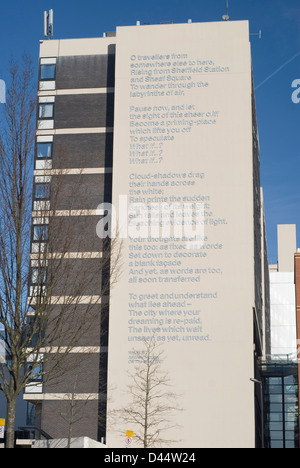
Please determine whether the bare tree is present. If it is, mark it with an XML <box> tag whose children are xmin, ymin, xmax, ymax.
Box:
<box><xmin>118</xmin><ymin>336</ymin><xmax>182</xmax><ymax>448</ymax></box>
<box><xmin>60</xmin><ymin>373</ymin><xmax>85</xmax><ymax>449</ymax></box>
<box><xmin>0</xmin><ymin>57</ymin><xmax>122</xmax><ymax>448</ymax></box>
<box><xmin>0</xmin><ymin>56</ymin><xmax>36</xmax><ymax>448</ymax></box>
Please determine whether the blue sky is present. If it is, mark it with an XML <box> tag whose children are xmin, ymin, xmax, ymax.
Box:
<box><xmin>0</xmin><ymin>0</ymin><xmax>299</xmax><ymax>263</ymax></box>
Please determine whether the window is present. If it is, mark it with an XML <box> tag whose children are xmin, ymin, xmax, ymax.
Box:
<box><xmin>286</xmin><ymin>440</ymin><xmax>296</xmax><ymax>449</ymax></box>
<box><xmin>270</xmin><ymin>440</ymin><xmax>284</xmax><ymax>449</ymax></box>
<box><xmin>269</xmin><ymin>377</ymin><xmax>282</xmax><ymax>385</ymax></box>
<box><xmin>31</xmin><ymin>268</ymin><xmax>47</xmax><ymax>285</ymax></box>
<box><xmin>35</xmin><ymin>184</ymin><xmax>50</xmax><ymax>199</ymax></box>
<box><xmin>40</xmin><ymin>64</ymin><xmax>56</xmax><ymax>81</ymax></box>
<box><xmin>285</xmin><ymin>412</ymin><xmax>298</xmax><ymax>422</ymax></box>
<box><xmin>269</xmin><ymin>403</ymin><xmax>283</xmax><ymax>413</ymax></box>
<box><xmin>285</xmin><ymin>394</ymin><xmax>297</xmax><ymax>404</ymax></box>
<box><xmin>39</xmin><ymin>103</ymin><xmax>54</xmax><ymax>119</ymax></box>
<box><xmin>269</xmin><ymin>394</ymin><xmax>283</xmax><ymax>403</ymax></box>
<box><xmin>267</xmin><ymin>385</ymin><xmax>282</xmax><ymax>394</ymax></box>
<box><xmin>269</xmin><ymin>422</ymin><xmax>283</xmax><ymax>431</ymax></box>
<box><xmin>269</xmin><ymin>430</ymin><xmax>283</xmax><ymax>440</ymax></box>
<box><xmin>268</xmin><ymin>413</ymin><xmax>283</xmax><ymax>422</ymax></box>
<box><xmin>27</xmin><ymin>360</ymin><xmax>43</xmax><ymax>383</ymax></box>
<box><xmin>285</xmin><ymin>421</ymin><xmax>297</xmax><ymax>431</ymax></box>
<box><xmin>33</xmin><ymin>225</ymin><xmax>48</xmax><ymax>242</ymax></box>
<box><xmin>37</xmin><ymin>142</ymin><xmax>52</xmax><ymax>159</ymax></box>
<box><xmin>284</xmin><ymin>375</ymin><xmax>296</xmax><ymax>385</ymax></box>
<box><xmin>285</xmin><ymin>384</ymin><xmax>298</xmax><ymax>394</ymax></box>
<box><xmin>285</xmin><ymin>403</ymin><xmax>298</xmax><ymax>414</ymax></box>
<box><xmin>26</xmin><ymin>402</ymin><xmax>36</xmax><ymax>426</ymax></box>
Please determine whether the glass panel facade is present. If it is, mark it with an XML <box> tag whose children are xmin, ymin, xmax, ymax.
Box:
<box><xmin>262</xmin><ymin>361</ymin><xmax>299</xmax><ymax>449</ymax></box>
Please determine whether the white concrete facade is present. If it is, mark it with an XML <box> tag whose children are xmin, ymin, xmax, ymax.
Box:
<box><xmin>107</xmin><ymin>20</ymin><xmax>261</xmax><ymax>449</ymax></box>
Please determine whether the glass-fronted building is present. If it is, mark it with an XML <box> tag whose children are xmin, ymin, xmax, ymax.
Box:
<box><xmin>261</xmin><ymin>358</ymin><xmax>299</xmax><ymax>449</ymax></box>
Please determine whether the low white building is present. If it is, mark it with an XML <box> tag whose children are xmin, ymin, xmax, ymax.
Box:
<box><xmin>269</xmin><ymin>225</ymin><xmax>297</xmax><ymax>357</ymax></box>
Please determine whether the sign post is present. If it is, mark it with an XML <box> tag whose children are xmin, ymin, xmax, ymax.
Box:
<box><xmin>0</xmin><ymin>419</ymin><xmax>5</xmax><ymax>439</ymax></box>
<box><xmin>125</xmin><ymin>430</ymin><xmax>134</xmax><ymax>448</ymax></box>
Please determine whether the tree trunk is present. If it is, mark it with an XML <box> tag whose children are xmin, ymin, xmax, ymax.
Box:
<box><xmin>5</xmin><ymin>396</ymin><xmax>17</xmax><ymax>449</ymax></box>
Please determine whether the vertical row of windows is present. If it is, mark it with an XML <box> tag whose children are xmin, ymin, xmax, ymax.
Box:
<box><xmin>38</xmin><ymin>57</ymin><xmax>56</xmax><ymax>130</ymax></box>
<box><xmin>26</xmin><ymin>58</ymin><xmax>57</xmax><ymax>403</ymax></box>
<box><xmin>30</xmin><ymin>59</ymin><xmax>56</xmax><ymax>290</ymax></box>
